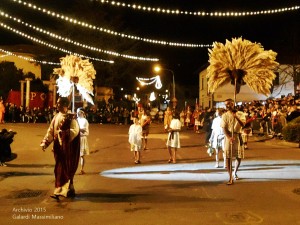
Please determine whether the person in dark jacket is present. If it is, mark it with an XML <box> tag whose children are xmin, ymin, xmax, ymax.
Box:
<box><xmin>0</xmin><ymin>128</ymin><xmax>16</xmax><ymax>166</ymax></box>
<box><xmin>286</xmin><ymin>105</ymin><xmax>300</xmax><ymax>122</ymax></box>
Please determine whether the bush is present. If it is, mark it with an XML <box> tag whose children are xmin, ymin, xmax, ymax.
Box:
<box><xmin>282</xmin><ymin>116</ymin><xmax>300</xmax><ymax>142</ymax></box>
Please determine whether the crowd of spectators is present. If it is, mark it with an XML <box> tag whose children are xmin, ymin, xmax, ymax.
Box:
<box><xmin>177</xmin><ymin>94</ymin><xmax>300</xmax><ymax>139</ymax></box>
<box><xmin>1</xmin><ymin>94</ymin><xmax>300</xmax><ymax>138</ymax></box>
<box><xmin>234</xmin><ymin>94</ymin><xmax>300</xmax><ymax>137</ymax></box>
<box><xmin>1</xmin><ymin>102</ymin><xmax>136</xmax><ymax>125</ymax></box>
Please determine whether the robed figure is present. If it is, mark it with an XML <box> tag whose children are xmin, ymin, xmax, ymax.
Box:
<box><xmin>41</xmin><ymin>97</ymin><xmax>80</xmax><ymax>200</ymax></box>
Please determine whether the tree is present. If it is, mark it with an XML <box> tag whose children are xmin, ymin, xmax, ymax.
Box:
<box><xmin>0</xmin><ymin>62</ymin><xmax>49</xmax><ymax>100</ymax></box>
<box><xmin>0</xmin><ymin>62</ymin><xmax>23</xmax><ymax>99</ymax></box>
<box><xmin>275</xmin><ymin>64</ymin><xmax>300</xmax><ymax>96</ymax></box>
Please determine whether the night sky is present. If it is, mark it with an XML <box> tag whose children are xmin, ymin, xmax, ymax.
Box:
<box><xmin>0</xmin><ymin>0</ymin><xmax>299</xmax><ymax>87</ymax></box>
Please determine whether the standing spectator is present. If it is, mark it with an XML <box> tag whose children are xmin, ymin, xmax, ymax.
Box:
<box><xmin>118</xmin><ymin>107</ymin><xmax>124</xmax><ymax>125</ymax></box>
<box><xmin>32</xmin><ymin>107</ymin><xmax>38</xmax><ymax>123</ymax></box>
<box><xmin>122</xmin><ymin>108</ymin><xmax>130</xmax><ymax>125</ymax></box>
<box><xmin>4</xmin><ymin>103</ymin><xmax>10</xmax><ymax>122</ymax></box>
<box><xmin>203</xmin><ymin>108</ymin><xmax>215</xmax><ymax>146</ymax></box>
<box><xmin>221</xmin><ymin>99</ymin><xmax>246</xmax><ymax>185</ymax></box>
<box><xmin>286</xmin><ymin>105</ymin><xmax>300</xmax><ymax>122</ymax></box>
<box><xmin>112</xmin><ymin>106</ymin><xmax>120</xmax><ymax>124</ymax></box>
<box><xmin>166</xmin><ymin>112</ymin><xmax>182</xmax><ymax>164</ymax></box>
<box><xmin>277</xmin><ymin>108</ymin><xmax>287</xmax><ymax>135</ymax></box>
<box><xmin>14</xmin><ymin>105</ymin><xmax>21</xmax><ymax>123</ymax></box>
<box><xmin>0</xmin><ymin>99</ymin><xmax>5</xmax><ymax>124</ymax></box>
<box><xmin>128</xmin><ymin>117</ymin><xmax>143</xmax><ymax>164</ymax></box>
<box><xmin>40</xmin><ymin>97</ymin><xmax>80</xmax><ymax>200</ymax></box>
<box><xmin>24</xmin><ymin>106</ymin><xmax>32</xmax><ymax>123</ymax></box>
<box><xmin>158</xmin><ymin>109</ymin><xmax>164</xmax><ymax>123</ymax></box>
<box><xmin>209</xmin><ymin>108</ymin><xmax>226</xmax><ymax>168</ymax></box>
<box><xmin>270</xmin><ymin>107</ymin><xmax>280</xmax><ymax>136</ymax></box>
<box><xmin>242</xmin><ymin>109</ymin><xmax>257</xmax><ymax>149</ymax></box>
<box><xmin>47</xmin><ymin>106</ymin><xmax>54</xmax><ymax>123</ymax></box>
<box><xmin>77</xmin><ymin>109</ymin><xmax>90</xmax><ymax>175</ymax></box>
<box><xmin>9</xmin><ymin>104</ymin><xmax>17</xmax><ymax>123</ymax></box>
<box><xmin>19</xmin><ymin>106</ymin><xmax>25</xmax><ymax>123</ymax></box>
<box><xmin>130</xmin><ymin>110</ymin><xmax>136</xmax><ymax>124</ymax></box>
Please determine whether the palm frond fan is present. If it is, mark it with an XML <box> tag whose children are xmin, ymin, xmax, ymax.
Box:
<box><xmin>53</xmin><ymin>55</ymin><xmax>96</xmax><ymax>112</ymax></box>
<box><xmin>207</xmin><ymin>37</ymin><xmax>279</xmax><ymax>104</ymax></box>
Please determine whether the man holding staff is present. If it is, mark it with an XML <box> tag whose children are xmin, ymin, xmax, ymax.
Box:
<box><xmin>221</xmin><ymin>99</ymin><xmax>246</xmax><ymax>185</ymax></box>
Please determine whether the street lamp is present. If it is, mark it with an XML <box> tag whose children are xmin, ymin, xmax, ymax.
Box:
<box><xmin>154</xmin><ymin>65</ymin><xmax>177</xmax><ymax>109</ymax></box>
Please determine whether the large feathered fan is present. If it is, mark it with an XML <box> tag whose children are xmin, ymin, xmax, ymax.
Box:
<box><xmin>207</xmin><ymin>37</ymin><xmax>279</xmax><ymax>97</ymax></box>
<box><xmin>53</xmin><ymin>55</ymin><xmax>96</xmax><ymax>105</ymax></box>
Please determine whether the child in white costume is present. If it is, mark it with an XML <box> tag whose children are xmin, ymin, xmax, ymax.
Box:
<box><xmin>166</xmin><ymin>112</ymin><xmax>181</xmax><ymax>163</ymax></box>
<box><xmin>128</xmin><ymin>118</ymin><xmax>143</xmax><ymax>164</ymax></box>
<box><xmin>77</xmin><ymin>109</ymin><xmax>89</xmax><ymax>175</ymax></box>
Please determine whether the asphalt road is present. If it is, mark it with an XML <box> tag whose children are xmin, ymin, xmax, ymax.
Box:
<box><xmin>0</xmin><ymin>122</ymin><xmax>300</xmax><ymax>225</ymax></box>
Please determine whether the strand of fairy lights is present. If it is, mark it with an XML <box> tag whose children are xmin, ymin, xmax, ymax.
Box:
<box><xmin>0</xmin><ymin>21</ymin><xmax>114</xmax><ymax>63</ymax></box>
<box><xmin>0</xmin><ymin>48</ymin><xmax>60</xmax><ymax>65</ymax></box>
<box><xmin>0</xmin><ymin>10</ymin><xmax>159</xmax><ymax>62</ymax></box>
<box><xmin>9</xmin><ymin>0</ymin><xmax>211</xmax><ymax>48</ymax></box>
<box><xmin>98</xmin><ymin>0</ymin><xmax>300</xmax><ymax>17</ymax></box>
<box><xmin>136</xmin><ymin>76</ymin><xmax>162</xmax><ymax>89</ymax></box>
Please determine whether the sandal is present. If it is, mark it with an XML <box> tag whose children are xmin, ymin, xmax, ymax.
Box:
<box><xmin>234</xmin><ymin>174</ymin><xmax>239</xmax><ymax>180</ymax></box>
<box><xmin>50</xmin><ymin>194</ymin><xmax>60</xmax><ymax>200</ymax></box>
<box><xmin>226</xmin><ymin>180</ymin><xmax>234</xmax><ymax>185</ymax></box>
<box><xmin>79</xmin><ymin>170</ymin><xmax>85</xmax><ymax>175</ymax></box>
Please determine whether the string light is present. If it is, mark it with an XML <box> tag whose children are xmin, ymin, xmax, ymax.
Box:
<box><xmin>98</xmin><ymin>0</ymin><xmax>300</xmax><ymax>17</ymax></box>
<box><xmin>9</xmin><ymin>0</ymin><xmax>211</xmax><ymax>48</ymax></box>
<box><xmin>0</xmin><ymin>48</ymin><xmax>60</xmax><ymax>65</ymax></box>
<box><xmin>133</xmin><ymin>93</ymin><xmax>140</xmax><ymax>104</ymax></box>
<box><xmin>0</xmin><ymin>21</ymin><xmax>114</xmax><ymax>63</ymax></box>
<box><xmin>136</xmin><ymin>75</ymin><xmax>162</xmax><ymax>89</ymax></box>
<box><xmin>0</xmin><ymin>10</ymin><xmax>159</xmax><ymax>62</ymax></box>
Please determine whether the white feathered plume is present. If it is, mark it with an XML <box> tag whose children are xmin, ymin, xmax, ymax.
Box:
<box><xmin>53</xmin><ymin>55</ymin><xmax>96</xmax><ymax>105</ymax></box>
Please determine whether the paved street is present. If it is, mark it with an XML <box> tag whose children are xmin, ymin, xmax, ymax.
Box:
<box><xmin>0</xmin><ymin>122</ymin><xmax>300</xmax><ymax>225</ymax></box>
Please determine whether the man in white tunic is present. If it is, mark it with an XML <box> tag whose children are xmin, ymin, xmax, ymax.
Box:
<box><xmin>221</xmin><ymin>99</ymin><xmax>245</xmax><ymax>185</ymax></box>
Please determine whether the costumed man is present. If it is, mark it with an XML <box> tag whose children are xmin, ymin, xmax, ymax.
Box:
<box><xmin>40</xmin><ymin>97</ymin><xmax>80</xmax><ymax>200</ymax></box>
<box><xmin>184</xmin><ymin>106</ymin><xmax>192</xmax><ymax>129</ymax></box>
<box><xmin>221</xmin><ymin>99</ymin><xmax>245</xmax><ymax>185</ymax></box>
<box><xmin>192</xmin><ymin>105</ymin><xmax>201</xmax><ymax>133</ymax></box>
<box><xmin>140</xmin><ymin>109</ymin><xmax>151</xmax><ymax>150</ymax></box>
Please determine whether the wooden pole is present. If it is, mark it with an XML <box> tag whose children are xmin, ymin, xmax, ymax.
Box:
<box><xmin>72</xmin><ymin>83</ymin><xmax>75</xmax><ymax>113</ymax></box>
<box><xmin>229</xmin><ymin>77</ymin><xmax>238</xmax><ymax>179</ymax></box>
